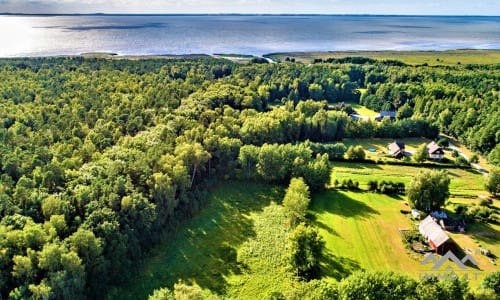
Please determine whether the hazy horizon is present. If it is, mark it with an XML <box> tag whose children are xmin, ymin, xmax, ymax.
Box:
<box><xmin>0</xmin><ymin>0</ymin><xmax>498</xmax><ymax>16</ymax></box>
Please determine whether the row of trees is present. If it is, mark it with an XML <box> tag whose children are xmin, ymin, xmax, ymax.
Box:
<box><xmin>149</xmin><ymin>271</ymin><xmax>500</xmax><ymax>300</ymax></box>
<box><xmin>238</xmin><ymin>143</ymin><xmax>331</xmax><ymax>191</ymax></box>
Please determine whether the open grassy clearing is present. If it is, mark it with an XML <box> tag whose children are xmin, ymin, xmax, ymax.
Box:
<box><xmin>107</xmin><ymin>182</ymin><xmax>287</xmax><ymax>300</ymax></box>
<box><xmin>332</xmin><ymin>161</ymin><xmax>487</xmax><ymax>198</ymax></box>
<box><xmin>343</xmin><ymin>137</ymin><xmax>431</xmax><ymax>152</ymax></box>
<box><xmin>340</xmin><ymin>137</ymin><xmax>457</xmax><ymax>162</ymax></box>
<box><xmin>111</xmin><ymin>165</ymin><xmax>495</xmax><ymax>299</ymax></box>
<box><xmin>310</xmin><ymin>190</ymin><xmax>499</xmax><ymax>287</ymax></box>
<box><xmin>350</xmin><ymin>102</ymin><xmax>379</xmax><ymax>117</ymax></box>
<box><xmin>267</xmin><ymin>50</ymin><xmax>500</xmax><ymax>65</ymax></box>
<box><xmin>310</xmin><ymin>191</ymin><xmax>422</xmax><ymax>277</ymax></box>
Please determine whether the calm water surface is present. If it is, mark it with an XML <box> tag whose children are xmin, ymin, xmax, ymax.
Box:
<box><xmin>0</xmin><ymin>15</ymin><xmax>499</xmax><ymax>57</ymax></box>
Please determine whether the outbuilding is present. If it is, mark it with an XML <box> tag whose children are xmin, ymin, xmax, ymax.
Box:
<box><xmin>375</xmin><ymin>111</ymin><xmax>396</xmax><ymax>121</ymax></box>
<box><xmin>419</xmin><ymin>215</ymin><xmax>456</xmax><ymax>255</ymax></box>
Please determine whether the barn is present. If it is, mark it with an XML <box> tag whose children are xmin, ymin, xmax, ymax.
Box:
<box><xmin>419</xmin><ymin>215</ymin><xmax>456</xmax><ymax>255</ymax></box>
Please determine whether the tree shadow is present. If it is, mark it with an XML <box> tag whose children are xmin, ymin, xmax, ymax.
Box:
<box><xmin>468</xmin><ymin>223</ymin><xmax>500</xmax><ymax>249</ymax></box>
<box><xmin>387</xmin><ymin>193</ymin><xmax>404</xmax><ymax>200</ymax></box>
<box><xmin>320</xmin><ymin>250</ymin><xmax>363</xmax><ymax>281</ymax></box>
<box><xmin>337</xmin><ymin>161</ymin><xmax>383</xmax><ymax>170</ymax></box>
<box><xmin>122</xmin><ymin>182</ymin><xmax>284</xmax><ymax>299</ymax></box>
<box><xmin>312</xmin><ymin>190</ymin><xmax>380</xmax><ymax>220</ymax></box>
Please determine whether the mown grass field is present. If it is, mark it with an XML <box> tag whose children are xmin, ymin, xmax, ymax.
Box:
<box><xmin>310</xmin><ymin>189</ymin><xmax>499</xmax><ymax>287</ymax></box>
<box><xmin>111</xmin><ymin>162</ymin><xmax>497</xmax><ymax>298</ymax></box>
<box><xmin>332</xmin><ymin>161</ymin><xmax>486</xmax><ymax>197</ymax></box>
<box><xmin>267</xmin><ymin>50</ymin><xmax>500</xmax><ymax>65</ymax></box>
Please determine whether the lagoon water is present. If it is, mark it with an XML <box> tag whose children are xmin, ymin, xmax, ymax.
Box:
<box><xmin>0</xmin><ymin>15</ymin><xmax>499</xmax><ymax>57</ymax></box>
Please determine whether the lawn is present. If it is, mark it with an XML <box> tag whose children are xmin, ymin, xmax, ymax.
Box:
<box><xmin>267</xmin><ymin>50</ymin><xmax>500</xmax><ymax>65</ymax></box>
<box><xmin>341</xmin><ymin>137</ymin><xmax>435</xmax><ymax>161</ymax></box>
<box><xmin>331</xmin><ymin>161</ymin><xmax>487</xmax><ymax>198</ymax></box>
<box><xmin>350</xmin><ymin>103</ymin><xmax>379</xmax><ymax>117</ymax></box>
<box><xmin>310</xmin><ymin>190</ymin><xmax>499</xmax><ymax>287</ymax></box>
<box><xmin>106</xmin><ymin>181</ymin><xmax>288</xmax><ymax>300</ymax></box>
<box><xmin>109</xmin><ymin>165</ymin><xmax>495</xmax><ymax>298</ymax></box>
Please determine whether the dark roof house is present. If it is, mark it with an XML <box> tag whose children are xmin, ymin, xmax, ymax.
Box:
<box><xmin>375</xmin><ymin>111</ymin><xmax>396</xmax><ymax>121</ymax></box>
<box><xmin>388</xmin><ymin>141</ymin><xmax>405</xmax><ymax>159</ymax></box>
<box><xmin>427</xmin><ymin>141</ymin><xmax>444</xmax><ymax>160</ymax></box>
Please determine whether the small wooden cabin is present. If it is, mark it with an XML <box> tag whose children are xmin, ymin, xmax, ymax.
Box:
<box><xmin>427</xmin><ymin>141</ymin><xmax>444</xmax><ymax>160</ymax></box>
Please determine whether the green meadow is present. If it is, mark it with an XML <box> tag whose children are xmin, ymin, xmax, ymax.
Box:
<box><xmin>112</xmin><ymin>162</ymin><xmax>497</xmax><ymax>298</ymax></box>
<box><xmin>268</xmin><ymin>49</ymin><xmax>500</xmax><ymax>65</ymax></box>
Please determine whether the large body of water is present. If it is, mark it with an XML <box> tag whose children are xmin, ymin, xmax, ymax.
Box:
<box><xmin>0</xmin><ymin>15</ymin><xmax>499</xmax><ymax>57</ymax></box>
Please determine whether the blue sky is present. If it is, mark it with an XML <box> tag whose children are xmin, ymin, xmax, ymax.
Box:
<box><xmin>0</xmin><ymin>0</ymin><xmax>498</xmax><ymax>15</ymax></box>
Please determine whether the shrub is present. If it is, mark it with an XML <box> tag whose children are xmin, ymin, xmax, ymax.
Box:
<box><xmin>368</xmin><ymin>180</ymin><xmax>405</xmax><ymax>194</ymax></box>
<box><xmin>455</xmin><ymin>156</ymin><xmax>469</xmax><ymax>166</ymax></box>
<box><xmin>346</xmin><ymin>146</ymin><xmax>366</xmax><ymax>161</ymax></box>
<box><xmin>479</xmin><ymin>198</ymin><xmax>493</xmax><ymax>207</ymax></box>
<box><xmin>339</xmin><ymin>179</ymin><xmax>360</xmax><ymax>191</ymax></box>
<box><xmin>437</xmin><ymin>138</ymin><xmax>449</xmax><ymax>148</ymax></box>
<box><xmin>466</xmin><ymin>206</ymin><xmax>497</xmax><ymax>224</ymax></box>
<box><xmin>368</xmin><ymin>180</ymin><xmax>378</xmax><ymax>191</ymax></box>
<box><xmin>480</xmin><ymin>271</ymin><xmax>500</xmax><ymax>295</ymax></box>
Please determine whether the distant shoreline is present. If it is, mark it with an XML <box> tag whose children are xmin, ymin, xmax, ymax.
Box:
<box><xmin>1</xmin><ymin>13</ymin><xmax>499</xmax><ymax>17</ymax></box>
<box><xmin>1</xmin><ymin>50</ymin><xmax>499</xmax><ymax>66</ymax></box>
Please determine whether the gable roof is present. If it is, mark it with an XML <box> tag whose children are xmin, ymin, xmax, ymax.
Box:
<box><xmin>380</xmin><ymin>111</ymin><xmax>396</xmax><ymax>118</ymax></box>
<box><xmin>388</xmin><ymin>142</ymin><xmax>405</xmax><ymax>154</ymax></box>
<box><xmin>419</xmin><ymin>215</ymin><xmax>450</xmax><ymax>248</ymax></box>
<box><xmin>427</xmin><ymin>141</ymin><xmax>443</xmax><ymax>154</ymax></box>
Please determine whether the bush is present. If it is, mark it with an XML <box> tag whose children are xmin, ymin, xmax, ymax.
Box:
<box><xmin>339</xmin><ymin>179</ymin><xmax>360</xmax><ymax>191</ymax></box>
<box><xmin>479</xmin><ymin>198</ymin><xmax>493</xmax><ymax>207</ymax></box>
<box><xmin>368</xmin><ymin>180</ymin><xmax>378</xmax><ymax>191</ymax></box>
<box><xmin>469</xmin><ymin>154</ymin><xmax>479</xmax><ymax>164</ymax></box>
<box><xmin>346</xmin><ymin>146</ymin><xmax>366</xmax><ymax>161</ymax></box>
<box><xmin>455</xmin><ymin>156</ymin><xmax>470</xmax><ymax>166</ymax></box>
<box><xmin>466</xmin><ymin>206</ymin><xmax>497</xmax><ymax>224</ymax></box>
<box><xmin>367</xmin><ymin>180</ymin><xmax>405</xmax><ymax>194</ymax></box>
<box><xmin>454</xmin><ymin>204</ymin><xmax>468</xmax><ymax>217</ymax></box>
<box><xmin>437</xmin><ymin>138</ymin><xmax>450</xmax><ymax>148</ymax></box>
<box><xmin>480</xmin><ymin>271</ymin><xmax>500</xmax><ymax>295</ymax></box>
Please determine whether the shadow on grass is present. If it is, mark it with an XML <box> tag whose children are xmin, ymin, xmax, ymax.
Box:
<box><xmin>312</xmin><ymin>190</ymin><xmax>380</xmax><ymax>219</ymax></box>
<box><xmin>468</xmin><ymin>223</ymin><xmax>500</xmax><ymax>250</ymax></box>
<box><xmin>116</xmin><ymin>182</ymin><xmax>284</xmax><ymax>299</ymax></box>
<box><xmin>335</xmin><ymin>161</ymin><xmax>383</xmax><ymax>170</ymax></box>
<box><xmin>320</xmin><ymin>250</ymin><xmax>363</xmax><ymax>281</ymax></box>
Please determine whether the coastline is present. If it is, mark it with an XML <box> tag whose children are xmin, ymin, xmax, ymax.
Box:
<box><xmin>2</xmin><ymin>49</ymin><xmax>499</xmax><ymax>66</ymax></box>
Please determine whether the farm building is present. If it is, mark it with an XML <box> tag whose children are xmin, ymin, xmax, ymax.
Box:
<box><xmin>388</xmin><ymin>141</ymin><xmax>405</xmax><ymax>159</ymax></box>
<box><xmin>440</xmin><ymin>218</ymin><xmax>465</xmax><ymax>233</ymax></box>
<box><xmin>375</xmin><ymin>111</ymin><xmax>396</xmax><ymax>121</ymax></box>
<box><xmin>419</xmin><ymin>215</ymin><xmax>456</xmax><ymax>255</ymax></box>
<box><xmin>427</xmin><ymin>142</ymin><xmax>444</xmax><ymax>160</ymax></box>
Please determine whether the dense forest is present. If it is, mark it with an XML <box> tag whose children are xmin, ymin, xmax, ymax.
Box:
<box><xmin>0</xmin><ymin>57</ymin><xmax>498</xmax><ymax>299</ymax></box>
